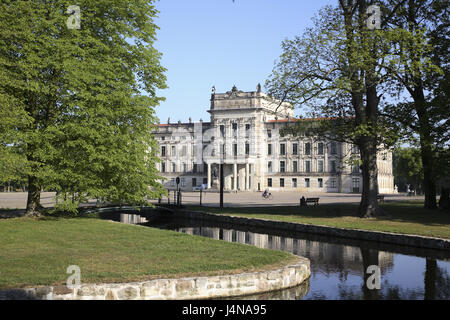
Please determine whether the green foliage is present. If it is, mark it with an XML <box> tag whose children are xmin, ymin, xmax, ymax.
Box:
<box><xmin>0</xmin><ymin>1</ymin><xmax>167</xmax><ymax>212</ymax></box>
<box><xmin>382</xmin><ymin>0</ymin><xmax>449</xmax><ymax>147</ymax></box>
<box><xmin>265</xmin><ymin>3</ymin><xmax>413</xmax><ymax>150</ymax></box>
<box><xmin>393</xmin><ymin>147</ymin><xmax>424</xmax><ymax>192</ymax></box>
<box><xmin>393</xmin><ymin>146</ymin><xmax>449</xmax><ymax>195</ymax></box>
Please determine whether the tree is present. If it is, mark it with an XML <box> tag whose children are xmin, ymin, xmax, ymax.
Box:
<box><xmin>0</xmin><ymin>1</ymin><xmax>167</xmax><ymax>216</ymax></box>
<box><xmin>266</xmin><ymin>1</ymin><xmax>409</xmax><ymax>217</ymax></box>
<box><xmin>392</xmin><ymin>147</ymin><xmax>423</xmax><ymax>193</ymax></box>
<box><xmin>381</xmin><ymin>0</ymin><xmax>449</xmax><ymax>209</ymax></box>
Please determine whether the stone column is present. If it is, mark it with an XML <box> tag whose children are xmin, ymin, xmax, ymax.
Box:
<box><xmin>245</xmin><ymin>163</ymin><xmax>249</xmax><ymax>190</ymax></box>
<box><xmin>233</xmin><ymin>163</ymin><xmax>237</xmax><ymax>191</ymax></box>
<box><xmin>207</xmin><ymin>163</ymin><xmax>211</xmax><ymax>189</ymax></box>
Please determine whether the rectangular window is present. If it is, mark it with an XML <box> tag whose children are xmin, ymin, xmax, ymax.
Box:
<box><xmin>292</xmin><ymin>178</ymin><xmax>297</xmax><ymax>188</ymax></box>
<box><xmin>192</xmin><ymin>178</ymin><xmax>197</xmax><ymax>187</ymax></box>
<box><xmin>318</xmin><ymin>160</ymin><xmax>324</xmax><ymax>173</ymax></box>
<box><xmin>171</xmin><ymin>145</ymin><xmax>176</xmax><ymax>156</ymax></box>
<box><xmin>318</xmin><ymin>142</ymin><xmax>324</xmax><ymax>155</ymax></box>
<box><xmin>352</xmin><ymin>164</ymin><xmax>360</xmax><ymax>173</ymax></box>
<box><xmin>280</xmin><ymin>161</ymin><xmax>285</xmax><ymax>173</ymax></box>
<box><xmin>267</xmin><ymin>130</ymin><xmax>272</xmax><ymax>138</ymax></box>
<box><xmin>331</xmin><ymin>142</ymin><xmax>337</xmax><ymax>155</ymax></box>
<box><xmin>268</xmin><ymin>144</ymin><xmax>272</xmax><ymax>155</ymax></box>
<box><xmin>280</xmin><ymin>144</ymin><xmax>286</xmax><ymax>155</ymax></box>
<box><xmin>305</xmin><ymin>160</ymin><xmax>311</xmax><ymax>173</ymax></box>
<box><xmin>245</xmin><ymin>143</ymin><xmax>250</xmax><ymax>155</ymax></box>
<box><xmin>170</xmin><ymin>178</ymin><xmax>175</xmax><ymax>187</ymax></box>
<box><xmin>280</xmin><ymin>178</ymin><xmax>285</xmax><ymax>188</ymax></box>
<box><xmin>181</xmin><ymin>178</ymin><xmax>185</xmax><ymax>187</ymax></box>
<box><xmin>172</xmin><ymin>162</ymin><xmax>176</xmax><ymax>172</ymax></box>
<box><xmin>203</xmin><ymin>163</ymin><xmax>208</xmax><ymax>173</ymax></box>
<box><xmin>305</xmin><ymin>142</ymin><xmax>311</xmax><ymax>155</ymax></box>
<box><xmin>331</xmin><ymin>179</ymin><xmax>337</xmax><ymax>188</ymax></box>
<box><xmin>293</xmin><ymin>143</ymin><xmax>298</xmax><ymax>155</ymax></box>
<box><xmin>267</xmin><ymin>178</ymin><xmax>272</xmax><ymax>187</ymax></box>
<box><xmin>232</xmin><ymin>123</ymin><xmax>237</xmax><ymax>137</ymax></box>
<box><xmin>318</xmin><ymin>178</ymin><xmax>323</xmax><ymax>188</ymax></box>
<box><xmin>330</xmin><ymin>160</ymin><xmax>336</xmax><ymax>173</ymax></box>
<box><xmin>352</xmin><ymin>178</ymin><xmax>360</xmax><ymax>193</ymax></box>
<box><xmin>161</xmin><ymin>162</ymin><xmax>166</xmax><ymax>173</ymax></box>
<box><xmin>183</xmin><ymin>163</ymin><xmax>187</xmax><ymax>173</ymax></box>
<box><xmin>245</xmin><ymin>124</ymin><xmax>251</xmax><ymax>136</ymax></box>
<box><xmin>233</xmin><ymin>144</ymin><xmax>238</xmax><ymax>156</ymax></box>
<box><xmin>220</xmin><ymin>125</ymin><xmax>225</xmax><ymax>137</ymax></box>
<box><xmin>305</xmin><ymin>178</ymin><xmax>310</xmax><ymax>188</ymax></box>
<box><xmin>268</xmin><ymin>161</ymin><xmax>272</xmax><ymax>173</ymax></box>
<box><xmin>293</xmin><ymin>161</ymin><xmax>298</xmax><ymax>173</ymax></box>
<box><xmin>193</xmin><ymin>163</ymin><xmax>197</xmax><ymax>173</ymax></box>
<box><xmin>181</xmin><ymin>145</ymin><xmax>187</xmax><ymax>156</ymax></box>
<box><xmin>203</xmin><ymin>178</ymin><xmax>207</xmax><ymax>185</ymax></box>
<box><xmin>161</xmin><ymin>146</ymin><xmax>166</xmax><ymax>157</ymax></box>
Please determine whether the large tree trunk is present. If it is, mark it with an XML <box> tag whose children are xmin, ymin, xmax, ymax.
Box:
<box><xmin>406</xmin><ymin>0</ymin><xmax>438</xmax><ymax>209</ymax></box>
<box><xmin>420</xmin><ymin>139</ymin><xmax>437</xmax><ymax>209</ymax></box>
<box><xmin>415</xmin><ymin>93</ymin><xmax>437</xmax><ymax>209</ymax></box>
<box><xmin>341</xmin><ymin>1</ymin><xmax>385</xmax><ymax>218</ymax></box>
<box><xmin>25</xmin><ymin>175</ymin><xmax>41</xmax><ymax>217</ymax></box>
<box><xmin>359</xmin><ymin>138</ymin><xmax>384</xmax><ymax>218</ymax></box>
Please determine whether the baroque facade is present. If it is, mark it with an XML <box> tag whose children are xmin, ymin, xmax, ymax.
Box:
<box><xmin>153</xmin><ymin>85</ymin><xmax>394</xmax><ymax>193</ymax></box>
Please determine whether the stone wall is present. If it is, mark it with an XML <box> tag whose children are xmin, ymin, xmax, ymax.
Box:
<box><xmin>0</xmin><ymin>257</ymin><xmax>310</xmax><ymax>300</ymax></box>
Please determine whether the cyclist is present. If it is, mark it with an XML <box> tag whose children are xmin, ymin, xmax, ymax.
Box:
<box><xmin>262</xmin><ymin>189</ymin><xmax>271</xmax><ymax>199</ymax></box>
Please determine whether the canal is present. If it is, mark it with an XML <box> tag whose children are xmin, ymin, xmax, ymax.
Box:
<box><xmin>102</xmin><ymin>211</ymin><xmax>450</xmax><ymax>300</ymax></box>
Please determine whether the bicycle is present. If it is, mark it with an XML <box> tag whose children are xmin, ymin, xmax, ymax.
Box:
<box><xmin>262</xmin><ymin>192</ymin><xmax>273</xmax><ymax>200</ymax></box>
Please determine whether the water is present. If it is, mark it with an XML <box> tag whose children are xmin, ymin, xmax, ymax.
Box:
<box><xmin>103</xmin><ymin>212</ymin><xmax>450</xmax><ymax>300</ymax></box>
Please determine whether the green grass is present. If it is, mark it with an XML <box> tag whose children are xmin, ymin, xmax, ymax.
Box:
<box><xmin>0</xmin><ymin>216</ymin><xmax>296</xmax><ymax>289</ymax></box>
<box><xmin>186</xmin><ymin>201</ymin><xmax>450</xmax><ymax>239</ymax></box>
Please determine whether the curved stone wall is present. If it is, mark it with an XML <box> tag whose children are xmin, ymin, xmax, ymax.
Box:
<box><xmin>0</xmin><ymin>257</ymin><xmax>310</xmax><ymax>300</ymax></box>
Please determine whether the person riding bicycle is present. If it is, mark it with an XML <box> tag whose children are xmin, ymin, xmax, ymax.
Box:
<box><xmin>262</xmin><ymin>189</ymin><xmax>270</xmax><ymax>198</ymax></box>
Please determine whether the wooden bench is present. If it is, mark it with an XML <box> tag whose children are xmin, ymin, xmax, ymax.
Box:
<box><xmin>377</xmin><ymin>195</ymin><xmax>385</xmax><ymax>202</ymax></box>
<box><xmin>306</xmin><ymin>198</ymin><xmax>320</xmax><ymax>206</ymax></box>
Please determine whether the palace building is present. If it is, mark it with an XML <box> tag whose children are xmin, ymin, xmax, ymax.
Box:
<box><xmin>153</xmin><ymin>85</ymin><xmax>394</xmax><ymax>193</ymax></box>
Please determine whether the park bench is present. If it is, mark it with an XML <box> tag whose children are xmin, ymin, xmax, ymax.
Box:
<box><xmin>377</xmin><ymin>195</ymin><xmax>385</xmax><ymax>202</ymax></box>
<box><xmin>306</xmin><ymin>198</ymin><xmax>320</xmax><ymax>206</ymax></box>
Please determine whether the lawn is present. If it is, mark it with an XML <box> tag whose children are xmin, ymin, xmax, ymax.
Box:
<box><xmin>0</xmin><ymin>216</ymin><xmax>296</xmax><ymax>289</ymax></box>
<box><xmin>186</xmin><ymin>201</ymin><xmax>450</xmax><ymax>239</ymax></box>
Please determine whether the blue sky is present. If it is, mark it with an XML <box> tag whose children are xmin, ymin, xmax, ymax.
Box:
<box><xmin>153</xmin><ymin>0</ymin><xmax>336</xmax><ymax>124</ymax></box>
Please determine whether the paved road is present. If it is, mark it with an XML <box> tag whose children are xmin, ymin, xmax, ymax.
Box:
<box><xmin>0</xmin><ymin>191</ymin><xmax>424</xmax><ymax>209</ymax></box>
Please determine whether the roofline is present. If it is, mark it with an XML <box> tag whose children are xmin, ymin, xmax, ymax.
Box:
<box><xmin>267</xmin><ymin>116</ymin><xmax>354</xmax><ymax>123</ymax></box>
<box><xmin>156</xmin><ymin>122</ymin><xmax>212</xmax><ymax>127</ymax></box>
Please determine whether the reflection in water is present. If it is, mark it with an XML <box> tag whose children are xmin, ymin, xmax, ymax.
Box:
<box><xmin>114</xmin><ymin>213</ymin><xmax>450</xmax><ymax>300</ymax></box>
<box><xmin>120</xmin><ymin>213</ymin><xmax>148</xmax><ymax>224</ymax></box>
